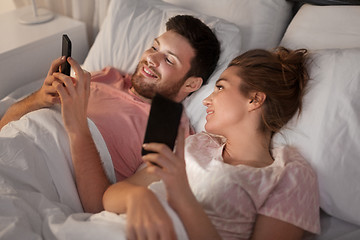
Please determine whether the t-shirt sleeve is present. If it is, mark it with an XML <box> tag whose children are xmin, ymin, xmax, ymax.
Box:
<box><xmin>258</xmin><ymin>154</ymin><xmax>321</xmax><ymax>234</ymax></box>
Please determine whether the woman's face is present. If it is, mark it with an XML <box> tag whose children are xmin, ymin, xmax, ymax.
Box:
<box><xmin>203</xmin><ymin>66</ymin><xmax>250</xmax><ymax>136</ymax></box>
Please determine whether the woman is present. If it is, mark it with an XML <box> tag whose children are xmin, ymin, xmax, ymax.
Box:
<box><xmin>103</xmin><ymin>47</ymin><xmax>321</xmax><ymax>240</ymax></box>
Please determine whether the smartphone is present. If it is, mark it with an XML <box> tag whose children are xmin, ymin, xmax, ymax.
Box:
<box><xmin>60</xmin><ymin>34</ymin><xmax>72</xmax><ymax>76</ymax></box>
<box><xmin>142</xmin><ymin>93</ymin><xmax>183</xmax><ymax>157</ymax></box>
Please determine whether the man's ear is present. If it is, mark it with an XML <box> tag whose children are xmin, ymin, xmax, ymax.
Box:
<box><xmin>183</xmin><ymin>76</ymin><xmax>203</xmax><ymax>93</ymax></box>
<box><xmin>248</xmin><ymin>92</ymin><xmax>266</xmax><ymax>111</ymax></box>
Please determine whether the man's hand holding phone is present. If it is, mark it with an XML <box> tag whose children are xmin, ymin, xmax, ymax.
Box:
<box><xmin>31</xmin><ymin>34</ymin><xmax>73</xmax><ymax>109</ymax></box>
<box><xmin>52</xmin><ymin>56</ymin><xmax>91</xmax><ymax>135</ymax></box>
<box><xmin>44</xmin><ymin>34</ymin><xmax>91</xmax><ymax>135</ymax></box>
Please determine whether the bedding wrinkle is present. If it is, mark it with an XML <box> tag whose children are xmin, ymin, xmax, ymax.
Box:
<box><xmin>0</xmin><ymin>104</ymin><xmax>114</xmax><ymax>238</ymax></box>
<box><xmin>0</xmin><ymin>127</ymin><xmax>59</xmax><ymax>203</ymax></box>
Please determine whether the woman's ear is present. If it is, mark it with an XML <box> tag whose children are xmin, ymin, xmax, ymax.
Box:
<box><xmin>248</xmin><ymin>92</ymin><xmax>266</xmax><ymax>111</ymax></box>
<box><xmin>183</xmin><ymin>76</ymin><xmax>203</xmax><ymax>93</ymax></box>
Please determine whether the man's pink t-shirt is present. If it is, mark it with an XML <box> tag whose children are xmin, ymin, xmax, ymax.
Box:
<box><xmin>87</xmin><ymin>67</ymin><xmax>193</xmax><ymax>181</ymax></box>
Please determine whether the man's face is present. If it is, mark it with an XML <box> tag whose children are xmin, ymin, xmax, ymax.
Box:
<box><xmin>131</xmin><ymin>30</ymin><xmax>195</xmax><ymax>101</ymax></box>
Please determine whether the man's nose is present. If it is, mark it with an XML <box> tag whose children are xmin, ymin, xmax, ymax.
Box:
<box><xmin>147</xmin><ymin>52</ymin><xmax>161</xmax><ymax>67</ymax></box>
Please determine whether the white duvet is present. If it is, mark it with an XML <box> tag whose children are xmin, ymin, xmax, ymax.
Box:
<box><xmin>0</xmin><ymin>106</ymin><xmax>187</xmax><ymax>239</ymax></box>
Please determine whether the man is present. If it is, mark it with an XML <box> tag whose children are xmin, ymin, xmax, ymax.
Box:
<box><xmin>0</xmin><ymin>15</ymin><xmax>220</xmax><ymax>213</ymax></box>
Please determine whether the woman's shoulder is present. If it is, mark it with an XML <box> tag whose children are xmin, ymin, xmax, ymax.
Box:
<box><xmin>261</xmin><ymin>145</ymin><xmax>321</xmax><ymax>234</ymax></box>
<box><xmin>269</xmin><ymin>145</ymin><xmax>319</xmax><ymax>214</ymax></box>
<box><xmin>272</xmin><ymin>145</ymin><xmax>316</xmax><ymax>177</ymax></box>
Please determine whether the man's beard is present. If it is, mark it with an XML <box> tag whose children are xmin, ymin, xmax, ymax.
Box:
<box><xmin>131</xmin><ymin>62</ymin><xmax>186</xmax><ymax>100</ymax></box>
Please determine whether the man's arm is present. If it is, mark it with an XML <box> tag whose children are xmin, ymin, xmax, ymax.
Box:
<box><xmin>52</xmin><ymin>57</ymin><xmax>110</xmax><ymax>213</ymax></box>
<box><xmin>0</xmin><ymin>92</ymin><xmax>44</xmax><ymax>129</ymax></box>
<box><xmin>103</xmin><ymin>166</ymin><xmax>160</xmax><ymax>213</ymax></box>
<box><xmin>67</xmin><ymin>124</ymin><xmax>111</xmax><ymax>213</ymax></box>
<box><xmin>0</xmin><ymin>57</ymin><xmax>66</xmax><ymax>130</ymax></box>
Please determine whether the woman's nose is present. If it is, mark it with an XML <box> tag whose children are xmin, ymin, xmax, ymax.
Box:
<box><xmin>203</xmin><ymin>94</ymin><xmax>213</xmax><ymax>106</ymax></box>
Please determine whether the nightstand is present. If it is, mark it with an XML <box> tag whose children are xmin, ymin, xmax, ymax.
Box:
<box><xmin>0</xmin><ymin>7</ymin><xmax>89</xmax><ymax>99</ymax></box>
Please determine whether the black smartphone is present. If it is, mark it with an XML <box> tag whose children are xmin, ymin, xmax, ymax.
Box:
<box><xmin>142</xmin><ymin>93</ymin><xmax>183</xmax><ymax>157</ymax></box>
<box><xmin>61</xmin><ymin>34</ymin><xmax>72</xmax><ymax>76</ymax></box>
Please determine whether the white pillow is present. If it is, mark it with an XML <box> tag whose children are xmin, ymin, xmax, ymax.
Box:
<box><xmin>82</xmin><ymin>0</ymin><xmax>242</xmax><ymax>132</ymax></box>
<box><xmin>163</xmin><ymin>0</ymin><xmax>293</xmax><ymax>51</ymax></box>
<box><xmin>281</xmin><ymin>4</ymin><xmax>360</xmax><ymax>50</ymax></box>
<box><xmin>273</xmin><ymin>48</ymin><xmax>360</xmax><ymax>226</ymax></box>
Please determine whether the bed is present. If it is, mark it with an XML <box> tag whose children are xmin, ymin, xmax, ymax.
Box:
<box><xmin>1</xmin><ymin>0</ymin><xmax>360</xmax><ymax>239</ymax></box>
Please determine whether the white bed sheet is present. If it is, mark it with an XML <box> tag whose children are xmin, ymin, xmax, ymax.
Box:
<box><xmin>0</xmin><ymin>104</ymin><xmax>117</xmax><ymax>239</ymax></box>
<box><xmin>306</xmin><ymin>212</ymin><xmax>360</xmax><ymax>240</ymax></box>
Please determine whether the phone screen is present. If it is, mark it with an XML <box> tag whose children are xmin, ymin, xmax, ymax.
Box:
<box><xmin>61</xmin><ymin>34</ymin><xmax>72</xmax><ymax>76</ymax></box>
<box><xmin>142</xmin><ymin>93</ymin><xmax>183</xmax><ymax>156</ymax></box>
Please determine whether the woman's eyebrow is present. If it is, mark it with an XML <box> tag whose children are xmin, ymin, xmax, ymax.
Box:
<box><xmin>216</xmin><ymin>78</ymin><xmax>227</xmax><ymax>84</ymax></box>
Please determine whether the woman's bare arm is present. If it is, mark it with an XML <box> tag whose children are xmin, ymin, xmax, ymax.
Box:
<box><xmin>251</xmin><ymin>214</ymin><xmax>304</xmax><ymax>240</ymax></box>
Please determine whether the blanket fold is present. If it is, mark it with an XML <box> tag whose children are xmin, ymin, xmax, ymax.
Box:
<box><xmin>0</xmin><ymin>106</ymin><xmax>114</xmax><ymax>239</ymax></box>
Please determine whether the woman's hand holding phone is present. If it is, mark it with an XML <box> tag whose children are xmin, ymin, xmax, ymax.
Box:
<box><xmin>142</xmin><ymin>124</ymin><xmax>194</xmax><ymax>210</ymax></box>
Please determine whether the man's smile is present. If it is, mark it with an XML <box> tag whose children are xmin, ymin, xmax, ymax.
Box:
<box><xmin>142</xmin><ymin>65</ymin><xmax>158</xmax><ymax>79</ymax></box>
